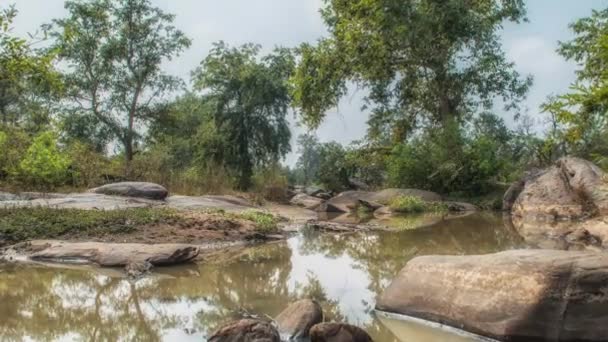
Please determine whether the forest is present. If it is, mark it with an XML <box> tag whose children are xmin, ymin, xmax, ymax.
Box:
<box><xmin>1</xmin><ymin>0</ymin><xmax>607</xmax><ymax>202</ymax></box>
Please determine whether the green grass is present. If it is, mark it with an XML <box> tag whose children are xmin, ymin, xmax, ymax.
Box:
<box><xmin>389</xmin><ymin>196</ymin><xmax>448</xmax><ymax>214</ymax></box>
<box><xmin>0</xmin><ymin>207</ymin><xmax>183</xmax><ymax>244</ymax></box>
<box><xmin>238</xmin><ymin>210</ymin><xmax>279</xmax><ymax>233</ymax></box>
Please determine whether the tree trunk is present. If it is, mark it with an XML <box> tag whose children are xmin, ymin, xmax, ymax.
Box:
<box><xmin>124</xmin><ymin>135</ymin><xmax>133</xmax><ymax>179</ymax></box>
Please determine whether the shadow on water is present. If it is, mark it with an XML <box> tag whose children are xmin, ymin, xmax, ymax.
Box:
<box><xmin>0</xmin><ymin>212</ymin><xmax>525</xmax><ymax>341</ymax></box>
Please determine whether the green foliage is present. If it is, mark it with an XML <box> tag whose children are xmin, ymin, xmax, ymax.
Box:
<box><xmin>0</xmin><ymin>207</ymin><xmax>182</xmax><ymax>244</ymax></box>
<box><xmin>388</xmin><ymin>196</ymin><xmax>447</xmax><ymax>214</ymax></box>
<box><xmin>66</xmin><ymin>141</ymin><xmax>109</xmax><ymax>188</ymax></box>
<box><xmin>542</xmin><ymin>8</ymin><xmax>608</xmax><ymax>160</ymax></box>
<box><xmin>0</xmin><ymin>5</ymin><xmax>61</xmax><ymax>128</ymax></box>
<box><xmin>192</xmin><ymin>42</ymin><xmax>293</xmax><ymax>189</ymax></box>
<box><xmin>239</xmin><ymin>210</ymin><xmax>279</xmax><ymax>233</ymax></box>
<box><xmin>17</xmin><ymin>131</ymin><xmax>71</xmax><ymax>189</ymax></box>
<box><xmin>292</xmin><ymin>0</ymin><xmax>531</xmax><ymax>140</ymax></box>
<box><xmin>48</xmin><ymin>0</ymin><xmax>191</xmax><ymax>170</ymax></box>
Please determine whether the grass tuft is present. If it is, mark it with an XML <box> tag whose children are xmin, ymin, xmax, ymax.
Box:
<box><xmin>388</xmin><ymin>196</ymin><xmax>448</xmax><ymax>214</ymax></box>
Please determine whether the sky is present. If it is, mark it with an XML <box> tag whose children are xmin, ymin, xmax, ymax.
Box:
<box><xmin>8</xmin><ymin>0</ymin><xmax>608</xmax><ymax>166</ymax></box>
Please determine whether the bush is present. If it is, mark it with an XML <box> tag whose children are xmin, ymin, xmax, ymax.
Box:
<box><xmin>17</xmin><ymin>131</ymin><xmax>71</xmax><ymax>190</ymax></box>
<box><xmin>389</xmin><ymin>196</ymin><xmax>448</xmax><ymax>214</ymax></box>
<box><xmin>239</xmin><ymin>210</ymin><xmax>279</xmax><ymax>233</ymax></box>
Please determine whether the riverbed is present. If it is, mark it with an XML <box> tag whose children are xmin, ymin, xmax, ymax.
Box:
<box><xmin>0</xmin><ymin>212</ymin><xmax>524</xmax><ymax>341</ymax></box>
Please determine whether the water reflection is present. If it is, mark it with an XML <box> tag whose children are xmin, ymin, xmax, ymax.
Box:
<box><xmin>0</xmin><ymin>213</ymin><xmax>523</xmax><ymax>341</ymax></box>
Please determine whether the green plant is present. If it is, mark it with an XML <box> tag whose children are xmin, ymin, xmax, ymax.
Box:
<box><xmin>239</xmin><ymin>210</ymin><xmax>279</xmax><ymax>233</ymax></box>
<box><xmin>0</xmin><ymin>207</ymin><xmax>183</xmax><ymax>244</ymax></box>
<box><xmin>389</xmin><ymin>196</ymin><xmax>448</xmax><ymax>214</ymax></box>
<box><xmin>17</xmin><ymin>131</ymin><xmax>71</xmax><ymax>190</ymax></box>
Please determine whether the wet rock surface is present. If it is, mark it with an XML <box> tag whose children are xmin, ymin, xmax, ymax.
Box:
<box><xmin>91</xmin><ymin>182</ymin><xmax>169</xmax><ymax>200</ymax></box>
<box><xmin>310</xmin><ymin>322</ymin><xmax>374</xmax><ymax>342</ymax></box>
<box><xmin>208</xmin><ymin>319</ymin><xmax>280</xmax><ymax>342</ymax></box>
<box><xmin>376</xmin><ymin>249</ymin><xmax>608</xmax><ymax>341</ymax></box>
<box><xmin>275</xmin><ymin>299</ymin><xmax>323</xmax><ymax>339</ymax></box>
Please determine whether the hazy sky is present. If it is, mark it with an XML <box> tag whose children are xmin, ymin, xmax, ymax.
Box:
<box><xmin>9</xmin><ymin>0</ymin><xmax>608</xmax><ymax>165</ymax></box>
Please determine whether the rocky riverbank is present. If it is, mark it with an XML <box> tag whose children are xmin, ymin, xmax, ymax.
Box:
<box><xmin>376</xmin><ymin>157</ymin><xmax>608</xmax><ymax>341</ymax></box>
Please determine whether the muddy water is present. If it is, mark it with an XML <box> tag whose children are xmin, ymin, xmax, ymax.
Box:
<box><xmin>0</xmin><ymin>213</ymin><xmax>524</xmax><ymax>341</ymax></box>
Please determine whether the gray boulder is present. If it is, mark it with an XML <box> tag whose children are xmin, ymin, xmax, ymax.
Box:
<box><xmin>376</xmin><ymin>249</ymin><xmax>608</xmax><ymax>341</ymax></box>
<box><xmin>275</xmin><ymin>299</ymin><xmax>323</xmax><ymax>339</ymax></box>
<box><xmin>290</xmin><ymin>194</ymin><xmax>325</xmax><ymax>210</ymax></box>
<box><xmin>91</xmin><ymin>182</ymin><xmax>168</xmax><ymax>200</ymax></box>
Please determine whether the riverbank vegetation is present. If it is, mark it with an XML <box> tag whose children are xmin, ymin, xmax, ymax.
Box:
<box><xmin>1</xmin><ymin>0</ymin><xmax>607</xmax><ymax>201</ymax></box>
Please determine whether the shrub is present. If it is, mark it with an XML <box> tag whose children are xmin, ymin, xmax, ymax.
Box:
<box><xmin>17</xmin><ymin>131</ymin><xmax>71</xmax><ymax>190</ymax></box>
<box><xmin>389</xmin><ymin>196</ymin><xmax>448</xmax><ymax>214</ymax></box>
<box><xmin>239</xmin><ymin>210</ymin><xmax>279</xmax><ymax>233</ymax></box>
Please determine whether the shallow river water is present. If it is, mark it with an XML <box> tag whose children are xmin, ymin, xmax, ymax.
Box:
<box><xmin>0</xmin><ymin>213</ymin><xmax>525</xmax><ymax>341</ymax></box>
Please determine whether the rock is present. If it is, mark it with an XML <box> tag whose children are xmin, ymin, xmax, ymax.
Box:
<box><xmin>305</xmin><ymin>186</ymin><xmax>326</xmax><ymax>197</ymax></box>
<box><xmin>0</xmin><ymin>193</ymin><xmax>161</xmax><ymax>210</ymax></box>
<box><xmin>357</xmin><ymin>199</ymin><xmax>383</xmax><ymax>212</ymax></box>
<box><xmin>510</xmin><ymin>157</ymin><xmax>608</xmax><ymax>219</ymax></box>
<box><xmin>444</xmin><ymin>201</ymin><xmax>478</xmax><ymax>212</ymax></box>
<box><xmin>91</xmin><ymin>182</ymin><xmax>169</xmax><ymax>200</ymax></box>
<box><xmin>376</xmin><ymin>249</ymin><xmax>608</xmax><ymax>341</ymax></box>
<box><xmin>315</xmin><ymin>192</ymin><xmax>333</xmax><ymax>200</ymax></box>
<box><xmin>370</xmin><ymin>188</ymin><xmax>442</xmax><ymax>204</ymax></box>
<box><xmin>275</xmin><ymin>299</ymin><xmax>323</xmax><ymax>339</ymax></box>
<box><xmin>167</xmin><ymin>195</ymin><xmax>253</xmax><ymax>212</ymax></box>
<box><xmin>317</xmin><ymin>191</ymin><xmax>374</xmax><ymax>213</ymax></box>
<box><xmin>0</xmin><ymin>191</ymin><xmax>19</xmax><ymax>201</ymax></box>
<box><xmin>348</xmin><ymin>178</ymin><xmax>370</xmax><ymax>191</ymax></box>
<box><xmin>209</xmin><ymin>319</ymin><xmax>280</xmax><ymax>342</ymax></box>
<box><xmin>290</xmin><ymin>194</ymin><xmax>325</xmax><ymax>210</ymax></box>
<box><xmin>310</xmin><ymin>323</ymin><xmax>373</xmax><ymax>342</ymax></box>
<box><xmin>26</xmin><ymin>241</ymin><xmax>199</xmax><ymax>267</ymax></box>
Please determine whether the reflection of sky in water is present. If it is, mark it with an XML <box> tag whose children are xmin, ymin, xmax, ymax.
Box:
<box><xmin>0</xmin><ymin>213</ymin><xmax>521</xmax><ymax>341</ymax></box>
<box><xmin>287</xmin><ymin>236</ymin><xmax>375</xmax><ymax>326</ymax></box>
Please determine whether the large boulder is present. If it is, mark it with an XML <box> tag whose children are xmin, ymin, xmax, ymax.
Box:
<box><xmin>209</xmin><ymin>319</ymin><xmax>280</xmax><ymax>342</ymax></box>
<box><xmin>509</xmin><ymin>157</ymin><xmax>608</xmax><ymax>219</ymax></box>
<box><xmin>310</xmin><ymin>323</ymin><xmax>373</xmax><ymax>342</ymax></box>
<box><xmin>91</xmin><ymin>182</ymin><xmax>168</xmax><ymax>200</ymax></box>
<box><xmin>316</xmin><ymin>191</ymin><xmax>374</xmax><ymax>213</ymax></box>
<box><xmin>275</xmin><ymin>299</ymin><xmax>323</xmax><ymax>339</ymax></box>
<box><xmin>290</xmin><ymin>193</ymin><xmax>325</xmax><ymax>210</ymax></box>
<box><xmin>376</xmin><ymin>249</ymin><xmax>608</xmax><ymax>341</ymax></box>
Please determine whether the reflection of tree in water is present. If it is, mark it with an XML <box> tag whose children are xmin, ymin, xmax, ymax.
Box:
<box><xmin>0</xmin><ymin>214</ymin><xmax>522</xmax><ymax>341</ymax></box>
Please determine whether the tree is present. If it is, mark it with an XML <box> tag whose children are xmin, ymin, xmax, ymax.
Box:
<box><xmin>48</xmin><ymin>0</ymin><xmax>191</xmax><ymax>173</ymax></box>
<box><xmin>0</xmin><ymin>5</ymin><xmax>60</xmax><ymax>128</ymax></box>
<box><xmin>543</xmin><ymin>8</ymin><xmax>608</xmax><ymax>160</ymax></box>
<box><xmin>291</xmin><ymin>0</ymin><xmax>531</xmax><ymax>143</ymax></box>
<box><xmin>295</xmin><ymin>134</ymin><xmax>321</xmax><ymax>185</ymax></box>
<box><xmin>192</xmin><ymin>42</ymin><xmax>293</xmax><ymax>189</ymax></box>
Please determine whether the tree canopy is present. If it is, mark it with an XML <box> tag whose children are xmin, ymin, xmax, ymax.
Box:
<box><xmin>48</xmin><ymin>0</ymin><xmax>191</xmax><ymax>170</ymax></box>
<box><xmin>192</xmin><ymin>42</ymin><xmax>293</xmax><ymax>189</ymax></box>
<box><xmin>292</xmin><ymin>0</ymin><xmax>532</xmax><ymax>144</ymax></box>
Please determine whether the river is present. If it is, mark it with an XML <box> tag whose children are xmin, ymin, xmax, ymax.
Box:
<box><xmin>0</xmin><ymin>212</ymin><xmax>524</xmax><ymax>341</ymax></box>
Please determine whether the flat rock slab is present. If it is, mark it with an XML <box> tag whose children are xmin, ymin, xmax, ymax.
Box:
<box><xmin>376</xmin><ymin>249</ymin><xmax>608</xmax><ymax>341</ymax></box>
<box><xmin>0</xmin><ymin>193</ymin><xmax>161</xmax><ymax>210</ymax></box>
<box><xmin>24</xmin><ymin>240</ymin><xmax>199</xmax><ymax>267</ymax></box>
<box><xmin>166</xmin><ymin>195</ymin><xmax>253</xmax><ymax>212</ymax></box>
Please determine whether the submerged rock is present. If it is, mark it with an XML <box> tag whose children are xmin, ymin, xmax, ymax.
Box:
<box><xmin>208</xmin><ymin>319</ymin><xmax>280</xmax><ymax>342</ymax></box>
<box><xmin>376</xmin><ymin>249</ymin><xmax>608</xmax><ymax>341</ymax></box>
<box><xmin>310</xmin><ymin>323</ymin><xmax>373</xmax><ymax>342</ymax></box>
<box><xmin>275</xmin><ymin>299</ymin><xmax>323</xmax><ymax>339</ymax></box>
<box><xmin>91</xmin><ymin>182</ymin><xmax>169</xmax><ymax>200</ymax></box>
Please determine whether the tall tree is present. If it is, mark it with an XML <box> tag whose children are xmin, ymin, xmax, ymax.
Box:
<box><xmin>295</xmin><ymin>134</ymin><xmax>321</xmax><ymax>185</ymax></box>
<box><xmin>48</xmin><ymin>0</ymin><xmax>191</xmax><ymax>172</ymax></box>
<box><xmin>543</xmin><ymin>8</ymin><xmax>608</xmax><ymax>159</ymax></box>
<box><xmin>192</xmin><ymin>42</ymin><xmax>293</xmax><ymax>189</ymax></box>
<box><xmin>291</xmin><ymin>0</ymin><xmax>531</xmax><ymax>143</ymax></box>
<box><xmin>0</xmin><ymin>5</ymin><xmax>60</xmax><ymax>128</ymax></box>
